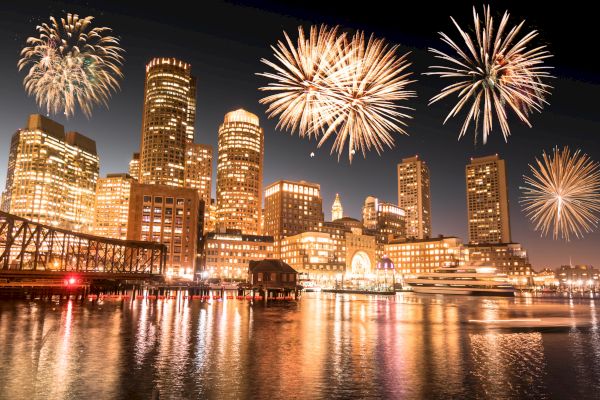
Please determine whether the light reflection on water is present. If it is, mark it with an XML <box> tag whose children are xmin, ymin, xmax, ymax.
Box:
<box><xmin>0</xmin><ymin>293</ymin><xmax>599</xmax><ymax>399</ymax></box>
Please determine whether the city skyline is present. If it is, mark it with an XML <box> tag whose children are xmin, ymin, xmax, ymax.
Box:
<box><xmin>0</xmin><ymin>1</ymin><xmax>599</xmax><ymax>268</ymax></box>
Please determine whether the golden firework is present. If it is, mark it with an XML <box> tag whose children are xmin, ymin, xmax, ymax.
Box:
<box><xmin>521</xmin><ymin>147</ymin><xmax>600</xmax><ymax>241</ymax></box>
<box><xmin>259</xmin><ymin>25</ymin><xmax>416</xmax><ymax>162</ymax></box>
<box><xmin>19</xmin><ymin>13</ymin><xmax>124</xmax><ymax>118</ymax></box>
<box><xmin>427</xmin><ymin>6</ymin><xmax>553</xmax><ymax>144</ymax></box>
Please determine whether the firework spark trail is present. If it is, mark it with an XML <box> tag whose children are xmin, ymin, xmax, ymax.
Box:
<box><xmin>426</xmin><ymin>6</ymin><xmax>553</xmax><ymax>144</ymax></box>
<box><xmin>258</xmin><ymin>25</ymin><xmax>416</xmax><ymax>162</ymax></box>
<box><xmin>520</xmin><ymin>147</ymin><xmax>600</xmax><ymax>241</ymax></box>
<box><xmin>19</xmin><ymin>13</ymin><xmax>124</xmax><ymax>118</ymax></box>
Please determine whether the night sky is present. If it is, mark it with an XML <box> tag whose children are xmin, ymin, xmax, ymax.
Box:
<box><xmin>0</xmin><ymin>1</ymin><xmax>598</xmax><ymax>268</ymax></box>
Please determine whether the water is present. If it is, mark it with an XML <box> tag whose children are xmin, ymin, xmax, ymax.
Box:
<box><xmin>1</xmin><ymin>293</ymin><xmax>599</xmax><ymax>399</ymax></box>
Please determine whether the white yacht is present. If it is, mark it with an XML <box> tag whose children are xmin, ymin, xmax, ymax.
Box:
<box><xmin>405</xmin><ymin>265</ymin><xmax>515</xmax><ymax>296</ymax></box>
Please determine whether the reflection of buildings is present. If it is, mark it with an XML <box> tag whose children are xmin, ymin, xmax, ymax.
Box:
<box><xmin>216</xmin><ymin>109</ymin><xmax>263</xmax><ymax>235</ymax></box>
<box><xmin>397</xmin><ymin>156</ymin><xmax>431</xmax><ymax>239</ymax></box>
<box><xmin>201</xmin><ymin>230</ymin><xmax>274</xmax><ymax>279</ymax></box>
<box><xmin>94</xmin><ymin>173</ymin><xmax>134</xmax><ymax>240</ymax></box>
<box><xmin>127</xmin><ymin>183</ymin><xmax>203</xmax><ymax>278</ymax></box>
<box><xmin>384</xmin><ymin>236</ymin><xmax>463</xmax><ymax>276</ymax></box>
<box><xmin>1</xmin><ymin>114</ymin><xmax>99</xmax><ymax>233</ymax></box>
<box><xmin>466</xmin><ymin>155</ymin><xmax>511</xmax><ymax>244</ymax></box>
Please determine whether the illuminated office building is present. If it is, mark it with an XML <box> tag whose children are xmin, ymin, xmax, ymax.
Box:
<box><xmin>2</xmin><ymin>114</ymin><xmax>99</xmax><ymax>232</ymax></box>
<box><xmin>127</xmin><ymin>184</ymin><xmax>202</xmax><ymax>278</ymax></box>
<box><xmin>94</xmin><ymin>173</ymin><xmax>134</xmax><ymax>240</ymax></box>
<box><xmin>466</xmin><ymin>154</ymin><xmax>511</xmax><ymax>244</ymax></box>
<box><xmin>129</xmin><ymin>152</ymin><xmax>140</xmax><ymax>180</ymax></box>
<box><xmin>462</xmin><ymin>242</ymin><xmax>533</xmax><ymax>278</ymax></box>
<box><xmin>216</xmin><ymin>109</ymin><xmax>263</xmax><ymax>235</ymax></box>
<box><xmin>362</xmin><ymin>196</ymin><xmax>406</xmax><ymax>243</ymax></box>
<box><xmin>139</xmin><ymin>57</ymin><xmax>196</xmax><ymax>186</ymax></box>
<box><xmin>184</xmin><ymin>143</ymin><xmax>212</xmax><ymax>229</ymax></box>
<box><xmin>384</xmin><ymin>236</ymin><xmax>463</xmax><ymax>276</ymax></box>
<box><xmin>331</xmin><ymin>193</ymin><xmax>343</xmax><ymax>221</ymax></box>
<box><xmin>397</xmin><ymin>155</ymin><xmax>431</xmax><ymax>239</ymax></box>
<box><xmin>264</xmin><ymin>179</ymin><xmax>324</xmax><ymax>254</ymax></box>
<box><xmin>201</xmin><ymin>230</ymin><xmax>274</xmax><ymax>279</ymax></box>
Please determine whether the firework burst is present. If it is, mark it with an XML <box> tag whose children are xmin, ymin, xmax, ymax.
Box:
<box><xmin>426</xmin><ymin>6</ymin><xmax>553</xmax><ymax>144</ymax></box>
<box><xmin>520</xmin><ymin>147</ymin><xmax>600</xmax><ymax>241</ymax></box>
<box><xmin>19</xmin><ymin>13</ymin><xmax>124</xmax><ymax>118</ymax></box>
<box><xmin>258</xmin><ymin>25</ymin><xmax>416</xmax><ymax>162</ymax></box>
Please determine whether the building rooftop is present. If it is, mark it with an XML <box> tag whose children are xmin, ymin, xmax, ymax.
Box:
<box><xmin>249</xmin><ymin>259</ymin><xmax>297</xmax><ymax>274</ymax></box>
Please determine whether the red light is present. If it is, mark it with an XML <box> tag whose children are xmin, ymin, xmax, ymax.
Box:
<box><xmin>69</xmin><ymin>278</ymin><xmax>76</xmax><ymax>285</ymax></box>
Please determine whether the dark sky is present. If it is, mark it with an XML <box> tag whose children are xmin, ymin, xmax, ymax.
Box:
<box><xmin>1</xmin><ymin>1</ymin><xmax>598</xmax><ymax>268</ymax></box>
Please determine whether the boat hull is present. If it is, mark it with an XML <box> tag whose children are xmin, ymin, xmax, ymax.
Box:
<box><xmin>410</xmin><ymin>286</ymin><xmax>515</xmax><ymax>297</ymax></box>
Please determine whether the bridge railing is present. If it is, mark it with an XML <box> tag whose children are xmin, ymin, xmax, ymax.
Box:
<box><xmin>0</xmin><ymin>211</ymin><xmax>166</xmax><ymax>276</ymax></box>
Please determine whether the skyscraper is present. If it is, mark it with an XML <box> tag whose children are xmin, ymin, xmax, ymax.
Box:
<box><xmin>184</xmin><ymin>143</ymin><xmax>213</xmax><ymax>223</ymax></box>
<box><xmin>94</xmin><ymin>173</ymin><xmax>134</xmax><ymax>240</ymax></box>
<box><xmin>216</xmin><ymin>109</ymin><xmax>263</xmax><ymax>235</ymax></box>
<box><xmin>129</xmin><ymin>152</ymin><xmax>140</xmax><ymax>180</ymax></box>
<box><xmin>466</xmin><ymin>154</ymin><xmax>511</xmax><ymax>244</ymax></box>
<box><xmin>397</xmin><ymin>155</ymin><xmax>432</xmax><ymax>239</ymax></box>
<box><xmin>331</xmin><ymin>193</ymin><xmax>343</xmax><ymax>221</ymax></box>
<box><xmin>264</xmin><ymin>180</ymin><xmax>324</xmax><ymax>253</ymax></box>
<box><xmin>2</xmin><ymin>114</ymin><xmax>99</xmax><ymax>232</ymax></box>
<box><xmin>139</xmin><ymin>57</ymin><xmax>196</xmax><ymax>186</ymax></box>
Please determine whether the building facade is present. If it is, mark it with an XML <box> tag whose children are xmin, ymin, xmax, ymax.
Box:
<box><xmin>201</xmin><ymin>230</ymin><xmax>274</xmax><ymax>279</ymax></box>
<box><xmin>1</xmin><ymin>114</ymin><xmax>99</xmax><ymax>232</ymax></box>
<box><xmin>93</xmin><ymin>173</ymin><xmax>134</xmax><ymax>240</ymax></box>
<box><xmin>129</xmin><ymin>152</ymin><xmax>140</xmax><ymax>180</ymax></box>
<box><xmin>139</xmin><ymin>57</ymin><xmax>196</xmax><ymax>187</ymax></box>
<box><xmin>264</xmin><ymin>179</ymin><xmax>324</xmax><ymax>255</ymax></box>
<box><xmin>362</xmin><ymin>196</ymin><xmax>406</xmax><ymax>243</ymax></box>
<box><xmin>384</xmin><ymin>236</ymin><xmax>463</xmax><ymax>276</ymax></box>
<box><xmin>397</xmin><ymin>155</ymin><xmax>432</xmax><ymax>239</ymax></box>
<box><xmin>184</xmin><ymin>143</ymin><xmax>213</xmax><ymax>229</ymax></box>
<box><xmin>556</xmin><ymin>265</ymin><xmax>599</xmax><ymax>290</ymax></box>
<box><xmin>466</xmin><ymin>154</ymin><xmax>511</xmax><ymax>244</ymax></box>
<box><xmin>127</xmin><ymin>183</ymin><xmax>203</xmax><ymax>278</ymax></box>
<box><xmin>216</xmin><ymin>109</ymin><xmax>263</xmax><ymax>235</ymax></box>
<box><xmin>462</xmin><ymin>242</ymin><xmax>534</xmax><ymax>280</ymax></box>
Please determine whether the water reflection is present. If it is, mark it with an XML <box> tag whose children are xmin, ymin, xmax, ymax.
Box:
<box><xmin>0</xmin><ymin>294</ymin><xmax>599</xmax><ymax>399</ymax></box>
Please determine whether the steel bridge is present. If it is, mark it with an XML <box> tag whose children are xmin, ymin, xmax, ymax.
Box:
<box><xmin>0</xmin><ymin>211</ymin><xmax>166</xmax><ymax>280</ymax></box>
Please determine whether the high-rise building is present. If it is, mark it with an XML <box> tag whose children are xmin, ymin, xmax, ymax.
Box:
<box><xmin>94</xmin><ymin>173</ymin><xmax>134</xmax><ymax>240</ymax></box>
<box><xmin>466</xmin><ymin>154</ymin><xmax>511</xmax><ymax>244</ymax></box>
<box><xmin>183</xmin><ymin>143</ymin><xmax>212</xmax><ymax>229</ymax></box>
<box><xmin>216</xmin><ymin>109</ymin><xmax>263</xmax><ymax>235</ymax></box>
<box><xmin>201</xmin><ymin>230</ymin><xmax>274</xmax><ymax>279</ymax></box>
<box><xmin>331</xmin><ymin>193</ymin><xmax>343</xmax><ymax>221</ymax></box>
<box><xmin>129</xmin><ymin>152</ymin><xmax>140</xmax><ymax>180</ymax></box>
<box><xmin>127</xmin><ymin>184</ymin><xmax>203</xmax><ymax>278</ymax></box>
<box><xmin>264</xmin><ymin>179</ymin><xmax>324</xmax><ymax>254</ymax></box>
<box><xmin>397</xmin><ymin>155</ymin><xmax>431</xmax><ymax>239</ymax></box>
<box><xmin>362</xmin><ymin>196</ymin><xmax>406</xmax><ymax>243</ymax></box>
<box><xmin>2</xmin><ymin>114</ymin><xmax>99</xmax><ymax>232</ymax></box>
<box><xmin>139</xmin><ymin>57</ymin><xmax>196</xmax><ymax>186</ymax></box>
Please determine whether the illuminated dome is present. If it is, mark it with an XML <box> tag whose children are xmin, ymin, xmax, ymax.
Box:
<box><xmin>377</xmin><ymin>256</ymin><xmax>394</xmax><ymax>270</ymax></box>
<box><xmin>224</xmin><ymin>109</ymin><xmax>259</xmax><ymax>126</ymax></box>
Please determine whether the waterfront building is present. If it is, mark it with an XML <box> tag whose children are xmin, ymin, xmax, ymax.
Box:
<box><xmin>201</xmin><ymin>230</ymin><xmax>274</xmax><ymax>279</ymax></box>
<box><xmin>362</xmin><ymin>196</ymin><xmax>406</xmax><ymax>243</ymax></box>
<box><xmin>384</xmin><ymin>236</ymin><xmax>463</xmax><ymax>276</ymax></box>
<box><xmin>129</xmin><ymin>152</ymin><xmax>140</xmax><ymax>181</ymax></box>
<box><xmin>556</xmin><ymin>264</ymin><xmax>599</xmax><ymax>290</ymax></box>
<box><xmin>462</xmin><ymin>242</ymin><xmax>534</xmax><ymax>282</ymax></box>
<box><xmin>1</xmin><ymin>114</ymin><xmax>99</xmax><ymax>232</ymax></box>
<box><xmin>264</xmin><ymin>179</ymin><xmax>324</xmax><ymax>255</ymax></box>
<box><xmin>331</xmin><ymin>193</ymin><xmax>343</xmax><ymax>221</ymax></box>
<box><xmin>94</xmin><ymin>173</ymin><xmax>134</xmax><ymax>240</ymax></box>
<box><xmin>139</xmin><ymin>57</ymin><xmax>196</xmax><ymax>186</ymax></box>
<box><xmin>397</xmin><ymin>155</ymin><xmax>432</xmax><ymax>239</ymax></box>
<box><xmin>216</xmin><ymin>109</ymin><xmax>263</xmax><ymax>235</ymax></box>
<box><xmin>248</xmin><ymin>259</ymin><xmax>298</xmax><ymax>291</ymax></box>
<box><xmin>466</xmin><ymin>154</ymin><xmax>511</xmax><ymax>244</ymax></box>
<box><xmin>127</xmin><ymin>183</ymin><xmax>203</xmax><ymax>278</ymax></box>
